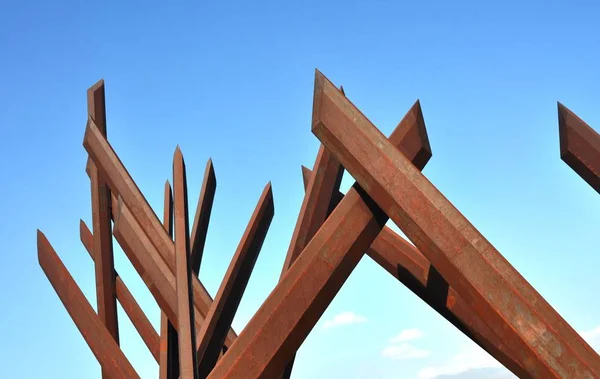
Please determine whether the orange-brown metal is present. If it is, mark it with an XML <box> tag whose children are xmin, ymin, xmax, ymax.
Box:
<box><xmin>311</xmin><ymin>69</ymin><xmax>600</xmax><ymax>378</ymax></box>
<box><xmin>80</xmin><ymin>220</ymin><xmax>160</xmax><ymax>363</ymax></box>
<box><xmin>87</xmin><ymin>81</ymin><xmax>120</xmax><ymax>379</ymax></box>
<box><xmin>37</xmin><ymin>230</ymin><xmax>140</xmax><ymax>379</ymax></box>
<box><xmin>558</xmin><ymin>102</ymin><xmax>600</xmax><ymax>193</ymax></box>
<box><xmin>190</xmin><ymin>159</ymin><xmax>217</xmax><ymax>275</ymax></box>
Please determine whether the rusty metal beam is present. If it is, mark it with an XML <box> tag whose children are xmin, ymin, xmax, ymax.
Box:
<box><xmin>195</xmin><ymin>183</ymin><xmax>274</xmax><ymax>378</ymax></box>
<box><xmin>37</xmin><ymin>230</ymin><xmax>140</xmax><ymax>379</ymax></box>
<box><xmin>160</xmin><ymin>181</ymin><xmax>180</xmax><ymax>379</ymax></box>
<box><xmin>190</xmin><ymin>159</ymin><xmax>217</xmax><ymax>275</ymax></box>
<box><xmin>558</xmin><ymin>103</ymin><xmax>600</xmax><ymax>193</ymax></box>
<box><xmin>301</xmin><ymin>167</ymin><xmax>528</xmax><ymax>378</ymax></box>
<box><xmin>173</xmin><ymin>148</ymin><xmax>199</xmax><ymax>379</ymax></box>
<box><xmin>79</xmin><ymin>220</ymin><xmax>160</xmax><ymax>363</ymax></box>
<box><xmin>87</xmin><ymin>81</ymin><xmax>119</xmax><ymax>379</ymax></box>
<box><xmin>311</xmin><ymin>69</ymin><xmax>600</xmax><ymax>378</ymax></box>
<box><xmin>83</xmin><ymin>119</ymin><xmax>238</xmax><ymax>347</ymax></box>
<box><xmin>206</xmin><ymin>95</ymin><xmax>432</xmax><ymax>378</ymax></box>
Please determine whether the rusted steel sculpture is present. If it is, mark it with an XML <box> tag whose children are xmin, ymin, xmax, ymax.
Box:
<box><xmin>37</xmin><ymin>73</ymin><xmax>600</xmax><ymax>379</ymax></box>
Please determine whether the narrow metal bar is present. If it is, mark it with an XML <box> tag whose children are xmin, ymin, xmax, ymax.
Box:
<box><xmin>173</xmin><ymin>147</ymin><xmax>199</xmax><ymax>379</ymax></box>
<box><xmin>558</xmin><ymin>102</ymin><xmax>600</xmax><ymax>193</ymax></box>
<box><xmin>160</xmin><ymin>181</ymin><xmax>180</xmax><ymax>379</ymax></box>
<box><xmin>190</xmin><ymin>159</ymin><xmax>217</xmax><ymax>275</ymax></box>
<box><xmin>195</xmin><ymin>183</ymin><xmax>274</xmax><ymax>378</ymax></box>
<box><xmin>311</xmin><ymin>69</ymin><xmax>600</xmax><ymax>378</ymax></box>
<box><xmin>37</xmin><ymin>230</ymin><xmax>140</xmax><ymax>379</ymax></box>
<box><xmin>79</xmin><ymin>220</ymin><xmax>160</xmax><ymax>363</ymax></box>
<box><xmin>87</xmin><ymin>81</ymin><xmax>119</xmax><ymax>379</ymax></box>
<box><xmin>83</xmin><ymin>119</ymin><xmax>238</xmax><ymax>347</ymax></box>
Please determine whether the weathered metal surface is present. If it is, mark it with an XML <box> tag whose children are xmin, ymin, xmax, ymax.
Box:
<box><xmin>37</xmin><ymin>230</ymin><xmax>140</xmax><ymax>379</ymax></box>
<box><xmin>173</xmin><ymin>148</ymin><xmax>200</xmax><ymax>379</ymax></box>
<box><xmin>79</xmin><ymin>220</ymin><xmax>160</xmax><ymax>363</ymax></box>
<box><xmin>87</xmin><ymin>81</ymin><xmax>120</xmax><ymax>379</ymax></box>
<box><xmin>558</xmin><ymin>103</ymin><xmax>600</xmax><ymax>193</ymax></box>
<box><xmin>311</xmin><ymin>69</ymin><xmax>600</xmax><ymax>378</ymax></box>
<box><xmin>196</xmin><ymin>183</ymin><xmax>274</xmax><ymax>378</ymax></box>
<box><xmin>160</xmin><ymin>180</ymin><xmax>180</xmax><ymax>379</ymax></box>
<box><xmin>301</xmin><ymin>167</ymin><xmax>528</xmax><ymax>378</ymax></box>
<box><xmin>190</xmin><ymin>159</ymin><xmax>217</xmax><ymax>274</ymax></box>
<box><xmin>83</xmin><ymin>119</ymin><xmax>238</xmax><ymax>346</ymax></box>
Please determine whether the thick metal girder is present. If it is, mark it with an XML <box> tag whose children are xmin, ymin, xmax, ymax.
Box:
<box><xmin>190</xmin><ymin>159</ymin><xmax>217</xmax><ymax>275</ymax></box>
<box><xmin>160</xmin><ymin>181</ymin><xmax>180</xmax><ymax>379</ymax></box>
<box><xmin>87</xmin><ymin>81</ymin><xmax>120</xmax><ymax>376</ymax></box>
<box><xmin>558</xmin><ymin>103</ymin><xmax>600</xmax><ymax>193</ymax></box>
<box><xmin>206</xmin><ymin>99</ymin><xmax>430</xmax><ymax>378</ymax></box>
<box><xmin>173</xmin><ymin>148</ymin><xmax>199</xmax><ymax>379</ymax></box>
<box><xmin>80</xmin><ymin>220</ymin><xmax>160</xmax><ymax>363</ymax></box>
<box><xmin>37</xmin><ymin>231</ymin><xmax>140</xmax><ymax>379</ymax></box>
<box><xmin>301</xmin><ymin>167</ymin><xmax>528</xmax><ymax>378</ymax></box>
<box><xmin>311</xmin><ymin>70</ymin><xmax>600</xmax><ymax>378</ymax></box>
<box><xmin>195</xmin><ymin>183</ymin><xmax>274</xmax><ymax>378</ymax></box>
<box><xmin>83</xmin><ymin>119</ymin><xmax>238</xmax><ymax>347</ymax></box>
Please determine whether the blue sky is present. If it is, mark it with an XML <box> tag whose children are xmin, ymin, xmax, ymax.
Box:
<box><xmin>1</xmin><ymin>1</ymin><xmax>600</xmax><ymax>378</ymax></box>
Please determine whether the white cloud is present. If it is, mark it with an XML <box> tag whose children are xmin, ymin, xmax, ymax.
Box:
<box><xmin>418</xmin><ymin>345</ymin><xmax>502</xmax><ymax>379</ymax></box>
<box><xmin>381</xmin><ymin>343</ymin><xmax>431</xmax><ymax>360</ymax></box>
<box><xmin>322</xmin><ymin>311</ymin><xmax>367</xmax><ymax>329</ymax></box>
<box><xmin>582</xmin><ymin>325</ymin><xmax>600</xmax><ymax>350</ymax></box>
<box><xmin>390</xmin><ymin>328</ymin><xmax>424</xmax><ymax>343</ymax></box>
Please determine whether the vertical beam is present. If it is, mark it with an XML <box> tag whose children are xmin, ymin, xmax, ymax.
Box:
<box><xmin>207</xmin><ymin>98</ymin><xmax>429</xmax><ymax>378</ymax></box>
<box><xmin>558</xmin><ymin>103</ymin><xmax>600</xmax><ymax>193</ymax></box>
<box><xmin>83</xmin><ymin>120</ymin><xmax>238</xmax><ymax>346</ymax></box>
<box><xmin>79</xmin><ymin>220</ymin><xmax>160</xmax><ymax>363</ymax></box>
<box><xmin>190</xmin><ymin>159</ymin><xmax>217</xmax><ymax>275</ymax></box>
<box><xmin>173</xmin><ymin>148</ymin><xmax>199</xmax><ymax>379</ymax></box>
<box><xmin>87</xmin><ymin>80</ymin><xmax>119</xmax><ymax>379</ymax></box>
<box><xmin>311</xmin><ymin>70</ymin><xmax>600</xmax><ymax>378</ymax></box>
<box><xmin>38</xmin><ymin>231</ymin><xmax>140</xmax><ymax>379</ymax></box>
<box><xmin>301</xmin><ymin>167</ymin><xmax>528</xmax><ymax>378</ymax></box>
<box><xmin>160</xmin><ymin>181</ymin><xmax>180</xmax><ymax>379</ymax></box>
<box><xmin>195</xmin><ymin>183</ymin><xmax>274</xmax><ymax>378</ymax></box>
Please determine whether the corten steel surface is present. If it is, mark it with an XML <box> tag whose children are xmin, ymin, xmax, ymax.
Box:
<box><xmin>83</xmin><ymin>119</ymin><xmax>238</xmax><ymax>347</ymax></box>
<box><xmin>195</xmin><ymin>183</ymin><xmax>274</xmax><ymax>378</ymax></box>
<box><xmin>311</xmin><ymin>70</ymin><xmax>600</xmax><ymax>378</ymax></box>
<box><xmin>301</xmin><ymin>166</ymin><xmax>528</xmax><ymax>377</ymax></box>
<box><xmin>558</xmin><ymin>103</ymin><xmax>600</xmax><ymax>193</ymax></box>
<box><xmin>173</xmin><ymin>148</ymin><xmax>200</xmax><ymax>379</ymax></box>
<box><xmin>190</xmin><ymin>159</ymin><xmax>217</xmax><ymax>275</ymax></box>
<box><xmin>37</xmin><ymin>231</ymin><xmax>140</xmax><ymax>379</ymax></box>
<box><xmin>87</xmin><ymin>81</ymin><xmax>120</xmax><ymax>379</ymax></box>
<box><xmin>80</xmin><ymin>220</ymin><xmax>161</xmax><ymax>363</ymax></box>
<box><xmin>160</xmin><ymin>180</ymin><xmax>180</xmax><ymax>379</ymax></box>
<box><xmin>207</xmin><ymin>97</ymin><xmax>429</xmax><ymax>379</ymax></box>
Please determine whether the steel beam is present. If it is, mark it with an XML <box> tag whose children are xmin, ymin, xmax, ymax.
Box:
<box><xmin>83</xmin><ymin>119</ymin><xmax>238</xmax><ymax>347</ymax></box>
<box><xmin>311</xmin><ymin>69</ymin><xmax>600</xmax><ymax>378</ymax></box>
<box><xmin>87</xmin><ymin>81</ymin><xmax>119</xmax><ymax>379</ymax></box>
<box><xmin>190</xmin><ymin>159</ymin><xmax>217</xmax><ymax>275</ymax></box>
<box><xmin>195</xmin><ymin>183</ymin><xmax>274</xmax><ymax>378</ymax></box>
<box><xmin>80</xmin><ymin>220</ymin><xmax>160</xmax><ymax>363</ymax></box>
<box><xmin>558</xmin><ymin>103</ymin><xmax>600</xmax><ymax>193</ymax></box>
<box><xmin>38</xmin><ymin>230</ymin><xmax>140</xmax><ymax>379</ymax></box>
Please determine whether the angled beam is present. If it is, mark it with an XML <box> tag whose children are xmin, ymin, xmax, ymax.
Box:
<box><xmin>301</xmin><ymin>167</ymin><xmax>527</xmax><ymax>377</ymax></box>
<box><xmin>195</xmin><ymin>183</ymin><xmax>274</xmax><ymax>378</ymax></box>
<box><xmin>173</xmin><ymin>148</ymin><xmax>199</xmax><ymax>379</ymax></box>
<box><xmin>207</xmin><ymin>97</ymin><xmax>430</xmax><ymax>378</ymax></box>
<box><xmin>312</xmin><ymin>70</ymin><xmax>600</xmax><ymax>378</ymax></box>
<box><xmin>38</xmin><ymin>231</ymin><xmax>140</xmax><ymax>379</ymax></box>
<box><xmin>83</xmin><ymin>119</ymin><xmax>238</xmax><ymax>347</ymax></box>
<box><xmin>190</xmin><ymin>159</ymin><xmax>217</xmax><ymax>275</ymax></box>
<box><xmin>160</xmin><ymin>181</ymin><xmax>180</xmax><ymax>379</ymax></box>
<box><xmin>558</xmin><ymin>103</ymin><xmax>600</xmax><ymax>193</ymax></box>
<box><xmin>87</xmin><ymin>81</ymin><xmax>119</xmax><ymax>379</ymax></box>
<box><xmin>80</xmin><ymin>220</ymin><xmax>160</xmax><ymax>363</ymax></box>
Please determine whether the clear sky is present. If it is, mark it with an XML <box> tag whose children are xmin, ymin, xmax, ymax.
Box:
<box><xmin>1</xmin><ymin>1</ymin><xmax>600</xmax><ymax>378</ymax></box>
